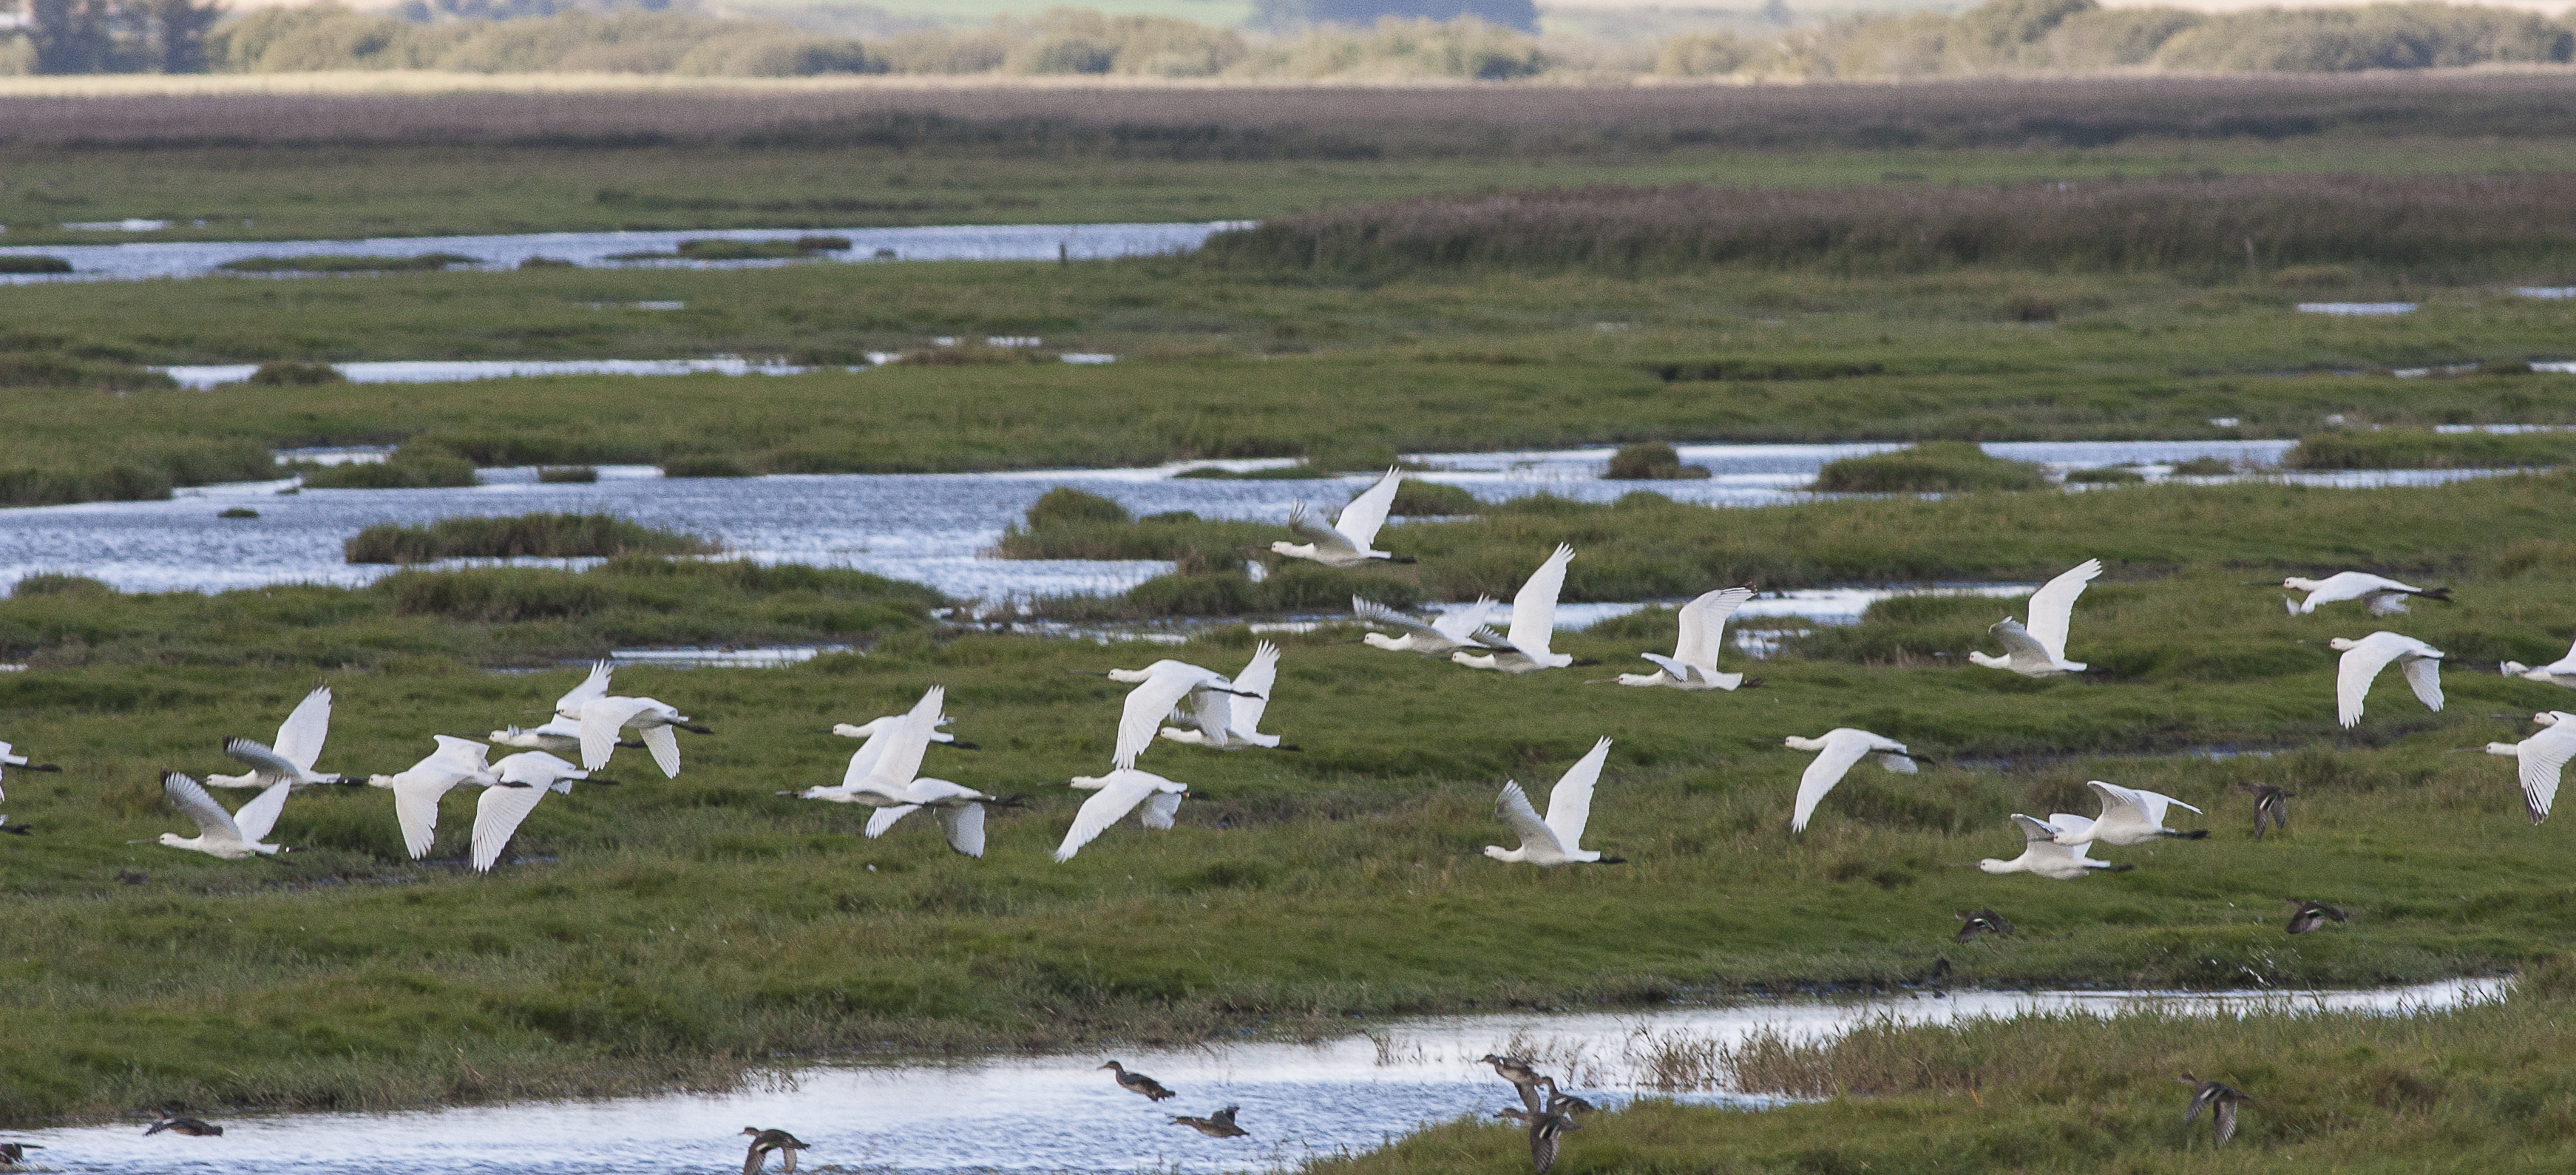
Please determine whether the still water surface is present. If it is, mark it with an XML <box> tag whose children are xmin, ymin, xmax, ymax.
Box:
<box><xmin>0</xmin><ymin>441</ymin><xmax>2515</xmax><ymax>605</ymax></box>
<box><xmin>0</xmin><ymin>223</ymin><xmax>1246</xmax><ymax>284</ymax></box>
<box><xmin>4</xmin><ymin>979</ymin><xmax>2501</xmax><ymax>1174</ymax></box>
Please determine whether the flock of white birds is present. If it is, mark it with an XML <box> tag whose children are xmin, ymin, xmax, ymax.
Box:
<box><xmin>3</xmin><ymin>470</ymin><xmax>2569</xmax><ymax>875</ymax></box>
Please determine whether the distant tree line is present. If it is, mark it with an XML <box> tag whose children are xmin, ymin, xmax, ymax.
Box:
<box><xmin>1</xmin><ymin>0</ymin><xmax>2568</xmax><ymax>78</ymax></box>
<box><xmin>7</xmin><ymin>0</ymin><xmax>223</xmax><ymax>72</ymax></box>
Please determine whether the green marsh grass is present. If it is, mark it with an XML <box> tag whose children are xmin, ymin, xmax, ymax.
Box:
<box><xmin>0</xmin><ymin>558</ymin><xmax>936</xmax><ymax>668</ymax></box>
<box><xmin>2284</xmin><ymin>427</ymin><xmax>2576</xmax><ymax>470</ymax></box>
<box><xmin>343</xmin><ymin>513</ymin><xmax>721</xmax><ymax>564</ymax></box>
<box><xmin>8</xmin><ymin>258</ymin><xmax>2576</xmax><ymax>506</ymax></box>
<box><xmin>6</xmin><ymin>597</ymin><xmax>2575</xmax><ymax>1122</ymax></box>
<box><xmin>296</xmin><ymin>447</ymin><xmax>477</xmax><ymax>490</ymax></box>
<box><xmin>1011</xmin><ymin>472</ymin><xmax>2576</xmax><ymax>608</ymax></box>
<box><xmin>8</xmin><ymin>482</ymin><xmax>2576</xmax><ymax>1120</ymax></box>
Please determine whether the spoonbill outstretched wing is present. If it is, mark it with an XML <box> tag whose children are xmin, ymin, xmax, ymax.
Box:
<box><xmin>1970</xmin><ymin>559</ymin><xmax>2099</xmax><ymax>676</ymax></box>
<box><xmin>2331</xmin><ymin>631</ymin><xmax>2444</xmax><ymax>728</ymax></box>
<box><xmin>1484</xmin><ymin>737</ymin><xmax>1619</xmax><ymax>865</ymax></box>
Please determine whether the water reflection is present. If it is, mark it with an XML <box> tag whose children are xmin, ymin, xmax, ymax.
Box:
<box><xmin>3</xmin><ymin>980</ymin><xmax>2504</xmax><ymax>1175</ymax></box>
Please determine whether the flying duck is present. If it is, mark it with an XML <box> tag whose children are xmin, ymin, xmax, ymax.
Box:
<box><xmin>1953</xmin><ymin>908</ymin><xmax>2015</xmax><ymax>943</ymax></box>
<box><xmin>1171</xmin><ymin>1105</ymin><xmax>1250</xmax><ymax>1137</ymax></box>
<box><xmin>2233</xmin><ymin>782</ymin><xmax>2294</xmax><ymax>839</ymax></box>
<box><xmin>143</xmin><ymin>1116</ymin><xmax>223</xmax><ymax>1137</ymax></box>
<box><xmin>1101</xmin><ymin>1060</ymin><xmax>1176</xmax><ymax>1100</ymax></box>
<box><xmin>2283</xmin><ymin>899</ymin><xmax>2348</xmax><ymax>935</ymax></box>
<box><xmin>740</xmin><ymin>1127</ymin><xmax>807</xmax><ymax>1174</ymax></box>
<box><xmin>2177</xmin><ymin>1074</ymin><xmax>2251</xmax><ymax>1144</ymax></box>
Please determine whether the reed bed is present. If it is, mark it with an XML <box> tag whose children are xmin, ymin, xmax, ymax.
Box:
<box><xmin>1205</xmin><ymin>172</ymin><xmax>2576</xmax><ymax>278</ymax></box>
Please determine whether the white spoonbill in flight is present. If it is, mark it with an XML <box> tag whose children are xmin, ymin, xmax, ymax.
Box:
<box><xmin>146</xmin><ymin>771</ymin><xmax>292</xmax><ymax>859</ymax></box>
<box><xmin>1485</xmin><ymin>737</ymin><xmax>1623</xmax><ymax>866</ymax></box>
<box><xmin>1979</xmin><ymin>814</ymin><xmax>2132</xmax><ymax>878</ymax></box>
<box><xmin>2501</xmin><ymin>636</ymin><xmax>2576</xmax><ymax>689</ymax></box>
<box><xmin>471</xmin><ymin>751</ymin><xmax>620</xmax><ymax>872</ymax></box>
<box><xmin>1261</xmin><ymin>467</ymin><xmax>1409</xmax><ymax>568</ymax></box>
<box><xmin>1352</xmin><ymin>595</ymin><xmax>1498</xmax><ymax>656</ymax></box>
<box><xmin>1783</xmin><ymin>728</ymin><xmax>1933</xmax><ymax>832</ymax></box>
<box><xmin>840</xmin><ymin>686</ymin><xmax>1020</xmax><ymax>858</ymax></box>
<box><xmin>1453</xmin><ymin>544</ymin><xmax>1579</xmax><ymax>674</ymax></box>
<box><xmin>209</xmin><ymin>683</ymin><xmax>354</xmax><ymax>790</ymax></box>
<box><xmin>367</xmin><ymin>735</ymin><xmax>499</xmax><ymax>860</ymax></box>
<box><xmin>2331</xmin><ymin>631</ymin><xmax>2445</xmax><ymax>728</ymax></box>
<box><xmin>2275</xmin><ymin>572</ymin><xmax>2450</xmax><ymax>616</ymax></box>
<box><xmin>2483</xmin><ymin>711</ymin><xmax>2576</xmax><ymax>824</ymax></box>
<box><xmin>492</xmin><ymin>662</ymin><xmax>615</xmax><ymax>754</ymax></box>
<box><xmin>1159</xmin><ymin>641</ymin><xmax>1294</xmax><ymax>752</ymax></box>
<box><xmin>835</xmin><ymin>710</ymin><xmax>974</xmax><ymax>748</ymax></box>
<box><xmin>1606</xmin><ymin>586</ymin><xmax>1757</xmax><ymax>690</ymax></box>
<box><xmin>0</xmin><ymin>739</ymin><xmax>62</xmax><ymax>801</ymax></box>
<box><xmin>577</xmin><ymin>694</ymin><xmax>711</xmax><ymax>778</ymax></box>
<box><xmin>1083</xmin><ymin>658</ymin><xmax>1264</xmax><ymax>770</ymax></box>
<box><xmin>1054</xmin><ymin>767</ymin><xmax>1199</xmax><ymax>861</ymax></box>
<box><xmin>1970</xmin><ymin>558</ymin><xmax>2101</xmax><ymax>677</ymax></box>
<box><xmin>2050</xmin><ymin>781</ymin><xmax>2206</xmax><ymax>846</ymax></box>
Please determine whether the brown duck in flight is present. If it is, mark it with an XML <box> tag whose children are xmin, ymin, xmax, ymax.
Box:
<box><xmin>739</xmin><ymin>1127</ymin><xmax>808</xmax><ymax>1174</ymax></box>
<box><xmin>2234</xmin><ymin>782</ymin><xmax>2294</xmax><ymax>839</ymax></box>
<box><xmin>1953</xmin><ymin>908</ymin><xmax>2015</xmax><ymax>943</ymax></box>
<box><xmin>143</xmin><ymin>1117</ymin><xmax>223</xmax><ymax>1137</ymax></box>
<box><xmin>2178</xmin><ymin>1074</ymin><xmax>2251</xmax><ymax>1145</ymax></box>
<box><xmin>1171</xmin><ymin>1105</ymin><xmax>1250</xmax><ymax>1137</ymax></box>
<box><xmin>2283</xmin><ymin>898</ymin><xmax>2348</xmax><ymax>935</ymax></box>
<box><xmin>1101</xmin><ymin>1060</ymin><xmax>1177</xmax><ymax>1101</ymax></box>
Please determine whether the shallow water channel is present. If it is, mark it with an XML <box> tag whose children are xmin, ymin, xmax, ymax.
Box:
<box><xmin>0</xmin><ymin>222</ymin><xmax>1246</xmax><ymax>284</ymax></box>
<box><xmin>0</xmin><ymin>440</ymin><xmax>2514</xmax><ymax>609</ymax></box>
<box><xmin>4</xmin><ymin>979</ymin><xmax>2501</xmax><ymax>1174</ymax></box>
<box><xmin>1</xmin><ymin>436</ymin><xmax>2522</xmax><ymax>613</ymax></box>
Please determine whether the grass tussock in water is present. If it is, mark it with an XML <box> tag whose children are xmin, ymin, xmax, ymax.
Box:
<box><xmin>216</xmin><ymin>253</ymin><xmax>481</xmax><ymax>274</ymax></box>
<box><xmin>538</xmin><ymin>465</ymin><xmax>599</xmax><ymax>484</ymax></box>
<box><xmin>344</xmin><ymin>513</ymin><xmax>722</xmax><ymax>565</ymax></box>
<box><xmin>1813</xmin><ymin>442</ymin><xmax>2052</xmax><ymax>493</ymax></box>
<box><xmin>0</xmin><ymin>257</ymin><xmax>72</xmax><ymax>274</ymax></box>
<box><xmin>247</xmin><ymin>360</ymin><xmax>345</xmax><ymax>386</ymax></box>
<box><xmin>296</xmin><ymin>446</ymin><xmax>478</xmax><ymax>490</ymax></box>
<box><xmin>660</xmin><ymin>455</ymin><xmax>756</xmax><ymax>478</ymax></box>
<box><xmin>2282</xmin><ymin>428</ymin><xmax>2576</xmax><ymax>470</ymax></box>
<box><xmin>1604</xmin><ymin>441</ymin><xmax>1710</xmax><ymax>481</ymax></box>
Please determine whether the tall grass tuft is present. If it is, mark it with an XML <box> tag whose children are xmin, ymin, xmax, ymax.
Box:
<box><xmin>299</xmin><ymin>447</ymin><xmax>478</xmax><ymax>490</ymax></box>
<box><xmin>345</xmin><ymin>513</ymin><xmax>721</xmax><ymax>564</ymax></box>
<box><xmin>1604</xmin><ymin>441</ymin><xmax>1710</xmax><ymax>481</ymax></box>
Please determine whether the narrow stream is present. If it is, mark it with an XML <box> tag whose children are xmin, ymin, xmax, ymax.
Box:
<box><xmin>2</xmin><ymin>980</ymin><xmax>2502</xmax><ymax>1174</ymax></box>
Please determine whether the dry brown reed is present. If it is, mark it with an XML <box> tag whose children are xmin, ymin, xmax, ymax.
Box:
<box><xmin>4</xmin><ymin>70</ymin><xmax>2575</xmax><ymax>152</ymax></box>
